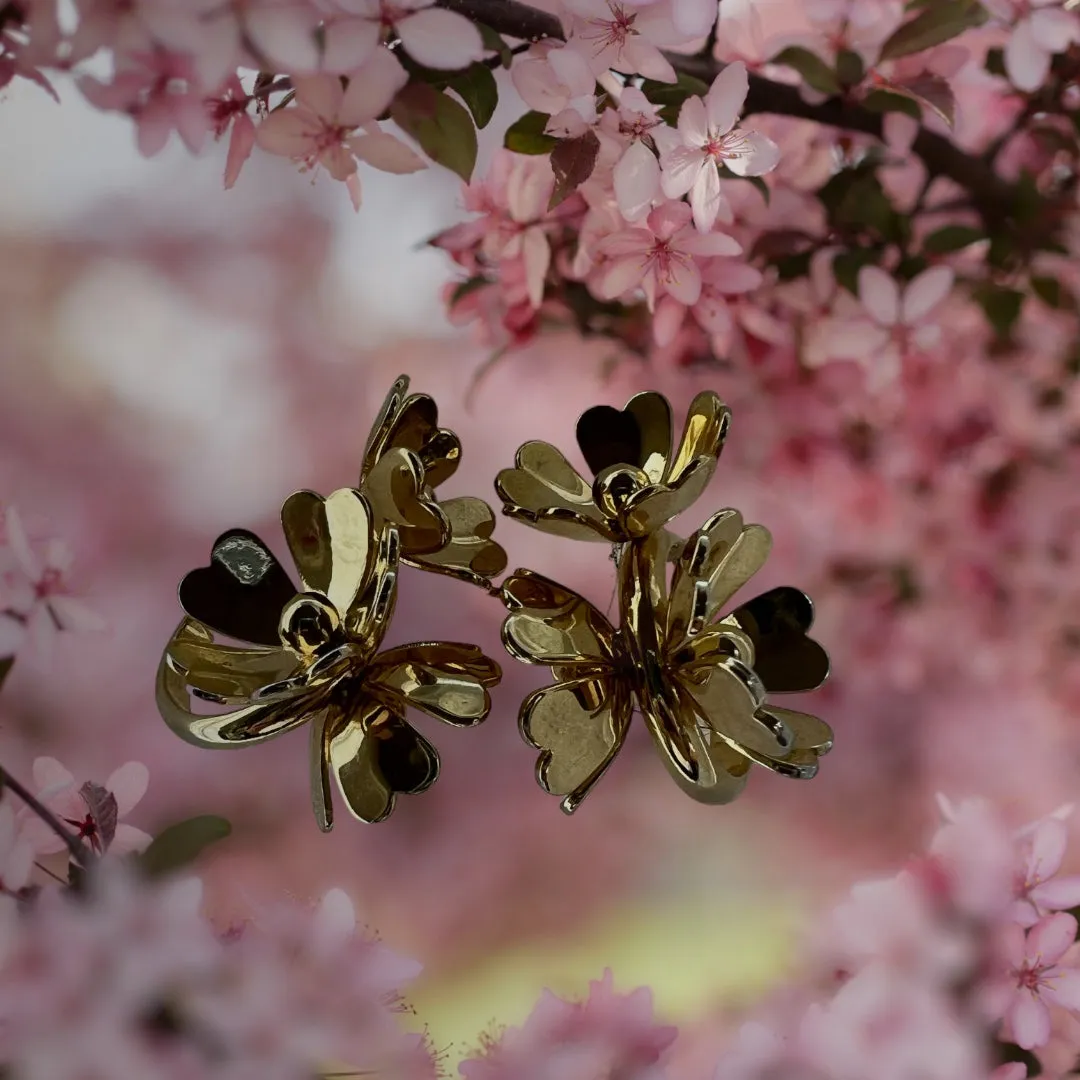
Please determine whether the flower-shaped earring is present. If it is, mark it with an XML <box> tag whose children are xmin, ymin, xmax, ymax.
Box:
<box><xmin>496</xmin><ymin>391</ymin><xmax>832</xmax><ymax>813</ymax></box>
<box><xmin>156</xmin><ymin>378</ymin><xmax>504</xmax><ymax>828</ymax></box>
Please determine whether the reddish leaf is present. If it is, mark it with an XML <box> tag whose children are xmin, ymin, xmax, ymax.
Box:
<box><xmin>880</xmin><ymin>73</ymin><xmax>956</xmax><ymax>127</ymax></box>
<box><xmin>80</xmin><ymin>781</ymin><xmax>118</xmax><ymax>850</ymax></box>
<box><xmin>549</xmin><ymin>130</ymin><xmax>600</xmax><ymax>210</ymax></box>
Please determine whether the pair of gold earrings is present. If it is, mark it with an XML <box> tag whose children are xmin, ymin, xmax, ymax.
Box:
<box><xmin>156</xmin><ymin>376</ymin><xmax>832</xmax><ymax>830</ymax></box>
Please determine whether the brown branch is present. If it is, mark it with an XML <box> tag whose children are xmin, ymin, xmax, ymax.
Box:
<box><xmin>437</xmin><ymin>0</ymin><xmax>1018</xmax><ymax>228</ymax></box>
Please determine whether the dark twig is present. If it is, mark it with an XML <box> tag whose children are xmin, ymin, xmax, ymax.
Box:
<box><xmin>437</xmin><ymin>0</ymin><xmax>1020</xmax><ymax>229</ymax></box>
<box><xmin>0</xmin><ymin>765</ymin><xmax>91</xmax><ymax>868</ymax></box>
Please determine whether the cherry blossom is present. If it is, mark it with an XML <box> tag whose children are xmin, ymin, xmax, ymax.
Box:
<box><xmin>20</xmin><ymin>757</ymin><xmax>151</xmax><ymax>859</ymax></box>
<box><xmin>596</xmin><ymin>200</ymin><xmax>742</xmax><ymax>310</ymax></box>
<box><xmin>255</xmin><ymin>50</ymin><xmax>425</xmax><ymax>210</ymax></box>
<box><xmin>204</xmin><ymin>74</ymin><xmax>257</xmax><ymax>189</ymax></box>
<box><xmin>326</xmin><ymin>0</ymin><xmax>484</xmax><ymax>70</ymax></box>
<box><xmin>562</xmin><ymin>0</ymin><xmax>684</xmax><ymax>82</ymax></box>
<box><xmin>512</xmin><ymin>43</ymin><xmax>598</xmax><ymax>138</ymax></box>
<box><xmin>983</xmin><ymin>0</ymin><xmax>1080</xmax><ymax>93</ymax></box>
<box><xmin>992</xmin><ymin>913</ymin><xmax>1080</xmax><ymax>1048</ymax></box>
<box><xmin>0</xmin><ymin>803</ymin><xmax>33</xmax><ymax>899</ymax></box>
<box><xmin>659</xmin><ymin>62</ymin><xmax>781</xmax><ymax>232</ymax></box>
<box><xmin>1012</xmin><ymin>815</ymin><xmax>1080</xmax><ymax>927</ymax></box>
<box><xmin>596</xmin><ymin>86</ymin><xmax>666</xmax><ymax>222</ymax></box>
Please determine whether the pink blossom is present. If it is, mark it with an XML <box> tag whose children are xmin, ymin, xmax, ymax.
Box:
<box><xmin>511</xmin><ymin>43</ymin><xmax>598</xmax><ymax>138</ymax></box>
<box><xmin>326</xmin><ymin>0</ymin><xmax>484</xmax><ymax>70</ymax></box>
<box><xmin>0</xmin><ymin>802</ymin><xmax>33</xmax><ymax>897</ymax></box>
<box><xmin>597</xmin><ymin>86</ymin><xmax>666</xmax><ymax>222</ymax></box>
<box><xmin>205</xmin><ymin>74</ymin><xmax>257</xmax><ymax>190</ymax></box>
<box><xmin>460</xmin><ymin>970</ymin><xmax>676</xmax><ymax>1080</ymax></box>
<box><xmin>983</xmin><ymin>0</ymin><xmax>1080</xmax><ymax>93</ymax></box>
<box><xmin>1</xmin><ymin>507</ymin><xmax>104</xmax><ymax>656</ymax></box>
<box><xmin>993</xmin><ymin>913</ymin><xmax>1080</xmax><ymax>1049</ymax></box>
<box><xmin>20</xmin><ymin>757</ymin><xmax>151</xmax><ymax>858</ymax></box>
<box><xmin>255</xmin><ymin>50</ymin><xmax>425</xmax><ymax>211</ymax></box>
<box><xmin>659</xmin><ymin>61</ymin><xmax>780</xmax><ymax>232</ymax></box>
<box><xmin>563</xmin><ymin>0</ymin><xmax>684</xmax><ymax>82</ymax></box>
<box><xmin>596</xmin><ymin>200</ymin><xmax>742</xmax><ymax>310</ymax></box>
<box><xmin>1012</xmin><ymin>816</ymin><xmax>1080</xmax><ymax>927</ymax></box>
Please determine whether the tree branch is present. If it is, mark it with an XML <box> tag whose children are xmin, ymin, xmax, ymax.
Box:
<box><xmin>437</xmin><ymin>0</ymin><xmax>1018</xmax><ymax>228</ymax></box>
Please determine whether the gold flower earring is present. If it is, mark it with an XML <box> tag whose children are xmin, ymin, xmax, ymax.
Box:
<box><xmin>494</xmin><ymin>390</ymin><xmax>832</xmax><ymax>814</ymax></box>
<box><xmin>156</xmin><ymin>377</ymin><xmax>505</xmax><ymax>829</ymax></box>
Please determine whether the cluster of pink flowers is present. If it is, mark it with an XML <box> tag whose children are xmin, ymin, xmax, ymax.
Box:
<box><xmin>718</xmin><ymin>799</ymin><xmax>1080</xmax><ymax>1080</ymax></box>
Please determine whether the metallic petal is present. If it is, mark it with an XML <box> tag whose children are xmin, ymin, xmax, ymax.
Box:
<box><xmin>363</xmin><ymin>446</ymin><xmax>449</xmax><ymax>556</ymax></box>
<box><xmin>325</xmin><ymin>695</ymin><xmax>439</xmax><ymax>824</ymax></box>
<box><xmin>166</xmin><ymin>635</ymin><xmax>303</xmax><ymax>704</ymax></box>
<box><xmin>519</xmin><ymin>676</ymin><xmax>632</xmax><ymax>814</ymax></box>
<box><xmin>722</xmin><ymin>587</ymin><xmax>830</xmax><ymax>693</ymax></box>
<box><xmin>575</xmin><ymin>392</ymin><xmax>673</xmax><ymax>483</ymax></box>
<box><xmin>178</xmin><ymin>529</ymin><xmax>297</xmax><ymax>647</ymax></box>
<box><xmin>281</xmin><ymin>487</ymin><xmax>371</xmax><ymax>618</ymax></box>
<box><xmin>404</xmin><ymin>496</ymin><xmax>508</xmax><ymax>585</ymax></box>
<box><xmin>665</xmin><ymin>390</ymin><xmax>731</xmax><ymax>488</ymax></box>
<box><xmin>758</xmin><ymin>704</ymin><xmax>833</xmax><ymax>753</ymax></box>
<box><xmin>501</xmin><ymin>569</ymin><xmax>620</xmax><ymax>669</ymax></box>
<box><xmin>621</xmin><ymin>455</ymin><xmax>717</xmax><ymax>537</ymax></box>
<box><xmin>368</xmin><ymin>641</ymin><xmax>501</xmax><ymax>726</ymax></box>
<box><xmin>495</xmin><ymin>441</ymin><xmax>613</xmax><ymax>542</ymax></box>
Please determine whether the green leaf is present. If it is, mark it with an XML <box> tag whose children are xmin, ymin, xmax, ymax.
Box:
<box><xmin>862</xmin><ymin>89</ymin><xmax>922</xmax><ymax>120</ymax></box>
<box><xmin>831</xmin><ymin>249</ymin><xmax>879</xmax><ymax>294</ymax></box>
<box><xmin>504</xmin><ymin>110</ymin><xmax>558</xmax><ymax>154</ymax></box>
<box><xmin>136</xmin><ymin>815</ymin><xmax>232</xmax><ymax>879</ymax></box>
<box><xmin>549</xmin><ymin>130</ymin><xmax>600</xmax><ymax>209</ymax></box>
<box><xmin>974</xmin><ymin>283</ymin><xmax>1025</xmax><ymax>338</ymax></box>
<box><xmin>923</xmin><ymin>224</ymin><xmax>984</xmax><ymax>253</ymax></box>
<box><xmin>771</xmin><ymin>46</ymin><xmax>841</xmax><ymax>96</ymax></box>
<box><xmin>639</xmin><ymin>71</ymin><xmax>710</xmax><ymax>109</ymax></box>
<box><xmin>878</xmin><ymin>0</ymin><xmax>987</xmax><ymax>61</ymax></box>
<box><xmin>447</xmin><ymin>62</ymin><xmax>499</xmax><ymax>129</ymax></box>
<box><xmin>836</xmin><ymin>48</ymin><xmax>865</xmax><ymax>88</ymax></box>
<box><xmin>985</xmin><ymin>46</ymin><xmax>1007</xmax><ymax>78</ymax></box>
<box><xmin>819</xmin><ymin>167</ymin><xmax>901</xmax><ymax>242</ymax></box>
<box><xmin>390</xmin><ymin>82</ymin><xmax>477</xmax><ymax>182</ymax></box>
<box><xmin>450</xmin><ymin>275</ymin><xmax>490</xmax><ymax>307</ymax></box>
<box><xmin>0</xmin><ymin>656</ymin><xmax>12</xmax><ymax>694</ymax></box>
<box><xmin>1032</xmin><ymin>275</ymin><xmax>1068</xmax><ymax>308</ymax></box>
<box><xmin>478</xmin><ymin>23</ymin><xmax>513</xmax><ymax>68</ymax></box>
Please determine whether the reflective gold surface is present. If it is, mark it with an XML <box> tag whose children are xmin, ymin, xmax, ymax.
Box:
<box><xmin>156</xmin><ymin>377</ymin><xmax>504</xmax><ymax>828</ymax></box>
<box><xmin>497</xmin><ymin>390</ymin><xmax>832</xmax><ymax>813</ymax></box>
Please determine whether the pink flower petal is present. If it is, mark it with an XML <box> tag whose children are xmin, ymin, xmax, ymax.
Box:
<box><xmin>1032</xmin><ymin>876</ymin><xmax>1080</xmax><ymax>910</ymax></box>
<box><xmin>623</xmin><ymin>39</ymin><xmax>676</xmax><ymax>82</ymax></box>
<box><xmin>725</xmin><ymin>130</ymin><xmax>780</xmax><ymax>176</ymax></box>
<box><xmin>672</xmin><ymin>0</ymin><xmax>719</xmax><ymax>38</ymax></box>
<box><xmin>689</xmin><ymin>161</ymin><xmax>723</xmax><ymax>232</ymax></box>
<box><xmin>255</xmin><ymin>110</ymin><xmax>321</xmax><ymax>157</ymax></box>
<box><xmin>652</xmin><ymin>295</ymin><xmax>687</xmax><ymax>346</ymax></box>
<box><xmin>106</xmin><ymin>762</ymin><xmax>149</xmax><ymax>817</ymax></box>
<box><xmin>1001</xmin><ymin>921</ymin><xmax>1029</xmax><ymax>969</ymax></box>
<box><xmin>677</xmin><ymin>94</ymin><xmax>709</xmax><ymax>146</ymax></box>
<box><xmin>341</xmin><ymin>49</ymin><xmax>408</xmax><ymax>124</ymax></box>
<box><xmin>693</xmin><ymin>292</ymin><xmax>734</xmax><ymax>336</ymax></box>
<box><xmin>1044</xmin><ymin>968</ymin><xmax>1080</xmax><ymax>1012</ymax></box>
<box><xmin>597</xmin><ymin>229</ymin><xmax>653</xmax><ymax>259</ymax></box>
<box><xmin>660</xmin><ymin>145</ymin><xmax>705</xmax><ymax>199</ymax></box>
<box><xmin>293</xmin><ymin>74</ymin><xmax>345</xmax><ymax>120</ymax></box>
<box><xmin>705</xmin><ymin>60</ymin><xmax>748</xmax><ymax>137</ymax></box>
<box><xmin>224</xmin><ymin>114</ymin><xmax>256</xmax><ymax>189</ymax></box>
<box><xmin>4</xmin><ymin>508</ymin><xmax>41</xmax><ymax>581</ymax></box>
<box><xmin>1006</xmin><ymin>19</ymin><xmax>1051</xmax><ymax>92</ymax></box>
<box><xmin>349</xmin><ymin>130</ymin><xmax>427</xmax><ymax>173</ymax></box>
<box><xmin>1028</xmin><ymin>819</ymin><xmax>1069</xmax><ymax>881</ymax></box>
<box><xmin>32</xmin><ymin>756</ymin><xmax>74</xmax><ymax>793</ymax></box>
<box><xmin>1029</xmin><ymin>8</ymin><xmax>1080</xmax><ymax>52</ymax></box>
<box><xmin>521</xmin><ymin>226</ymin><xmax>551</xmax><ymax>309</ymax></box>
<box><xmin>320</xmin><ymin>143</ymin><xmax>359</xmax><ymax>181</ymax></box>
<box><xmin>662</xmin><ymin>257</ymin><xmax>702</xmax><ymax>306</ymax></box>
<box><xmin>1027</xmin><ymin>913</ymin><xmax>1078</xmax><ymax>964</ymax></box>
<box><xmin>613</xmin><ymin>140</ymin><xmax>661</xmax><ymax>222</ymax></box>
<box><xmin>681</xmin><ymin>230</ymin><xmax>742</xmax><ymax>257</ymax></box>
<box><xmin>398</xmin><ymin>8</ymin><xmax>483</xmax><ymax>69</ymax></box>
<box><xmin>109</xmin><ymin>824</ymin><xmax>153</xmax><ymax>856</ymax></box>
<box><xmin>857</xmin><ymin>265</ymin><xmax>901</xmax><ymax>326</ymax></box>
<box><xmin>901</xmin><ymin>265</ymin><xmax>953</xmax><ymax>323</ymax></box>
<box><xmin>320</xmin><ymin>16</ymin><xmax>381</xmax><ymax>73</ymax></box>
<box><xmin>1009</xmin><ymin>991</ymin><xmax>1051</xmax><ymax>1049</ymax></box>
<box><xmin>246</xmin><ymin>6</ymin><xmax>321</xmax><ymax>72</ymax></box>
<box><xmin>597</xmin><ymin>254</ymin><xmax>647</xmax><ymax>299</ymax></box>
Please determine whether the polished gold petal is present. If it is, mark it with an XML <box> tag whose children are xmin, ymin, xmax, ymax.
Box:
<box><xmin>360</xmin><ymin>374</ymin><xmax>411</xmax><ymax>477</ymax></box>
<box><xmin>622</xmin><ymin>455</ymin><xmax>716</xmax><ymax>538</ymax></box>
<box><xmin>501</xmin><ymin>569</ymin><xmax>620</xmax><ymax>669</ymax></box>
<box><xmin>325</xmin><ymin>695</ymin><xmax>439</xmax><ymax>824</ymax></box>
<box><xmin>167</xmin><ymin>634</ymin><xmax>302</xmax><ymax>704</ymax></box>
<box><xmin>178</xmin><ymin>529</ymin><xmax>298</xmax><ymax>647</ymax></box>
<box><xmin>519</xmin><ymin>677</ymin><xmax>631</xmax><ymax>814</ymax></box>
<box><xmin>626</xmin><ymin>392</ymin><xmax>675</xmax><ymax>484</ymax></box>
<box><xmin>369</xmin><ymin>641</ymin><xmax>501</xmax><ymax>726</ymax></box>
<box><xmin>310</xmin><ymin>708</ymin><xmax>333</xmax><ymax>833</ymax></box>
<box><xmin>665</xmin><ymin>390</ymin><xmax>731</xmax><ymax>488</ymax></box>
<box><xmin>495</xmin><ymin>441</ymin><xmax>614</xmax><ymax>542</ymax></box>
<box><xmin>343</xmin><ymin>521</ymin><xmax>399</xmax><ymax>654</ymax></box>
<box><xmin>404</xmin><ymin>496</ymin><xmax>507</xmax><ymax>586</ymax></box>
<box><xmin>156</xmin><ymin>620</ymin><xmax>321</xmax><ymax>746</ymax></box>
<box><xmin>757</xmin><ymin>704</ymin><xmax>833</xmax><ymax>753</ymax></box>
<box><xmin>722</xmin><ymin>587</ymin><xmax>830</xmax><ymax>693</ymax></box>
<box><xmin>363</xmin><ymin>446</ymin><xmax>449</xmax><ymax>556</ymax></box>
<box><xmin>281</xmin><ymin>487</ymin><xmax>372</xmax><ymax>619</ymax></box>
